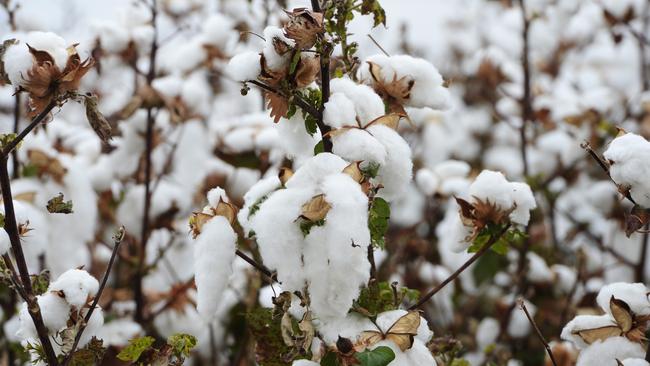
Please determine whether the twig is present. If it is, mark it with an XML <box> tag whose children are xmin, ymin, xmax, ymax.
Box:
<box><xmin>11</xmin><ymin>94</ymin><xmax>21</xmax><ymax>178</ymax></box>
<box><xmin>135</xmin><ymin>0</ymin><xmax>159</xmax><ymax>325</ymax></box>
<box><xmin>517</xmin><ymin>0</ymin><xmax>531</xmax><ymax>178</ymax></box>
<box><xmin>236</xmin><ymin>249</ymin><xmax>277</xmax><ymax>282</ymax></box>
<box><xmin>0</xmin><ymin>158</ymin><xmax>58</xmax><ymax>365</ymax></box>
<box><xmin>1</xmin><ymin>99</ymin><xmax>57</xmax><ymax>158</ymax></box>
<box><xmin>581</xmin><ymin>141</ymin><xmax>637</xmax><ymax>205</ymax></box>
<box><xmin>637</xmin><ymin>224</ymin><xmax>649</xmax><ymax>282</ymax></box>
<box><xmin>367</xmin><ymin>34</ymin><xmax>390</xmax><ymax>56</ymax></box>
<box><xmin>409</xmin><ymin>224</ymin><xmax>510</xmax><ymax>310</ymax></box>
<box><xmin>518</xmin><ymin>298</ymin><xmax>558</xmax><ymax>366</ymax></box>
<box><xmin>62</xmin><ymin>227</ymin><xmax>125</xmax><ymax>366</ymax></box>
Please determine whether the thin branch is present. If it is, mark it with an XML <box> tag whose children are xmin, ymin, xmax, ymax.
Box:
<box><xmin>367</xmin><ymin>34</ymin><xmax>390</xmax><ymax>57</ymax></box>
<box><xmin>518</xmin><ymin>0</ymin><xmax>531</xmax><ymax>178</ymax></box>
<box><xmin>581</xmin><ymin>141</ymin><xmax>637</xmax><ymax>205</ymax></box>
<box><xmin>236</xmin><ymin>249</ymin><xmax>277</xmax><ymax>282</ymax></box>
<box><xmin>62</xmin><ymin>227</ymin><xmax>125</xmax><ymax>366</ymax></box>
<box><xmin>409</xmin><ymin>224</ymin><xmax>510</xmax><ymax>310</ymax></box>
<box><xmin>0</xmin><ymin>158</ymin><xmax>58</xmax><ymax>365</ymax></box>
<box><xmin>518</xmin><ymin>298</ymin><xmax>558</xmax><ymax>366</ymax></box>
<box><xmin>637</xmin><ymin>224</ymin><xmax>649</xmax><ymax>282</ymax></box>
<box><xmin>11</xmin><ymin>93</ymin><xmax>21</xmax><ymax>178</ymax></box>
<box><xmin>1</xmin><ymin>99</ymin><xmax>57</xmax><ymax>158</ymax></box>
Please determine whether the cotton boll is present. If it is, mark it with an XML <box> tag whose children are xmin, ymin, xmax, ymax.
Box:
<box><xmin>415</xmin><ymin>168</ymin><xmax>439</xmax><ymax>196</ymax></box>
<box><xmin>434</xmin><ymin>160</ymin><xmax>471</xmax><ymax>179</ymax></box>
<box><xmin>329</xmin><ymin>78</ymin><xmax>385</xmax><ymax>126</ymax></box>
<box><xmin>552</xmin><ymin>264</ymin><xmax>578</xmax><ymax>293</ymax></box>
<box><xmin>237</xmin><ymin>175</ymin><xmax>281</xmax><ymax>232</ymax></box>
<box><xmin>48</xmin><ymin>269</ymin><xmax>99</xmax><ymax>308</ymax></box>
<box><xmin>202</xmin><ymin>13</ymin><xmax>236</xmax><ymax>50</ymax></box>
<box><xmin>275</xmin><ymin>115</ymin><xmax>320</xmax><ymax>161</ymax></box>
<box><xmin>476</xmin><ymin>317</ymin><xmax>500</xmax><ymax>349</ymax></box>
<box><xmin>620</xmin><ymin>359</ymin><xmax>650</xmax><ymax>366</ymax></box>
<box><xmin>323</xmin><ymin>92</ymin><xmax>357</xmax><ymax>128</ymax></box>
<box><xmin>78</xmin><ymin>307</ymin><xmax>104</xmax><ymax>348</ymax></box>
<box><xmin>306</xmin><ymin>174</ymin><xmax>370</xmax><ymax>321</ymax></box>
<box><xmin>332</xmin><ymin>128</ymin><xmax>387</xmax><ymax>167</ymax></box>
<box><xmin>206</xmin><ymin>187</ymin><xmax>229</xmax><ymax>207</ymax></box>
<box><xmin>251</xmin><ymin>187</ymin><xmax>313</xmax><ymax>291</ymax></box>
<box><xmin>262</xmin><ymin>26</ymin><xmax>294</xmax><ymax>71</ymax></box>
<box><xmin>292</xmin><ymin>361</ymin><xmax>319</xmax><ymax>366</ymax></box>
<box><xmin>603</xmin><ymin>133</ymin><xmax>650</xmax><ymax>207</ymax></box>
<box><xmin>2</xmin><ymin>42</ymin><xmax>33</xmax><ymax>87</ymax></box>
<box><xmin>285</xmin><ymin>153</ymin><xmax>348</xmax><ymax>189</ymax></box>
<box><xmin>366</xmin><ymin>125</ymin><xmax>413</xmax><ymax>201</ymax></box>
<box><xmin>561</xmin><ymin>314</ymin><xmax>617</xmax><ymax>349</ymax></box>
<box><xmin>0</xmin><ymin>229</ymin><xmax>9</xmax><ymax>255</ymax></box>
<box><xmin>97</xmin><ymin>318</ymin><xmax>144</xmax><ymax>347</ymax></box>
<box><xmin>17</xmin><ymin>292</ymin><xmax>70</xmax><ymax>340</ymax></box>
<box><xmin>507</xmin><ymin>298</ymin><xmax>535</xmax><ymax>338</ymax></box>
<box><xmin>596</xmin><ymin>282</ymin><xmax>650</xmax><ymax>316</ymax></box>
<box><xmin>316</xmin><ymin>313</ymin><xmax>375</xmax><ymax>344</ymax></box>
<box><xmin>468</xmin><ymin>170</ymin><xmax>536</xmax><ymax>226</ymax></box>
<box><xmin>227</xmin><ymin>51</ymin><xmax>262</xmax><ymax>81</ymax></box>
<box><xmin>526</xmin><ymin>252</ymin><xmax>554</xmax><ymax>284</ymax></box>
<box><xmin>576</xmin><ymin>337</ymin><xmax>644</xmax><ymax>366</ymax></box>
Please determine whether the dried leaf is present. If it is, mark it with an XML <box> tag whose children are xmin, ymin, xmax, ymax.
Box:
<box><xmin>46</xmin><ymin>193</ymin><xmax>73</xmax><ymax>214</ymax></box>
<box><xmin>625</xmin><ymin>205</ymin><xmax>650</xmax><ymax>237</ymax></box>
<box><xmin>610</xmin><ymin>296</ymin><xmax>633</xmax><ymax>333</ymax></box>
<box><xmin>189</xmin><ymin>212</ymin><xmax>213</xmax><ymax>238</ymax></box>
<box><xmin>294</xmin><ymin>55</ymin><xmax>319</xmax><ymax>88</ymax></box>
<box><xmin>300</xmin><ymin>194</ymin><xmax>331</xmax><ymax>221</ymax></box>
<box><xmin>573</xmin><ymin>325</ymin><xmax>622</xmax><ymax>345</ymax></box>
<box><xmin>212</xmin><ymin>198</ymin><xmax>238</xmax><ymax>225</ymax></box>
<box><xmin>27</xmin><ymin>149</ymin><xmax>67</xmax><ymax>183</ymax></box>
<box><xmin>284</xmin><ymin>8</ymin><xmax>324</xmax><ymax>49</ymax></box>
<box><xmin>342</xmin><ymin>162</ymin><xmax>363</xmax><ymax>183</ymax></box>
<box><xmin>357</xmin><ymin>311</ymin><xmax>420</xmax><ymax>352</ymax></box>
<box><xmin>278</xmin><ymin>167</ymin><xmax>294</xmax><ymax>186</ymax></box>
<box><xmin>280</xmin><ymin>312</ymin><xmax>294</xmax><ymax>347</ymax></box>
<box><xmin>265</xmin><ymin>91</ymin><xmax>289</xmax><ymax>123</ymax></box>
<box><xmin>366</xmin><ymin>113</ymin><xmax>405</xmax><ymax>130</ymax></box>
<box><xmin>366</xmin><ymin>61</ymin><xmax>414</xmax><ymax>114</ymax></box>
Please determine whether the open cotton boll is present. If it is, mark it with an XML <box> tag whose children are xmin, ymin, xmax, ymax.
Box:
<box><xmin>285</xmin><ymin>153</ymin><xmax>348</xmax><ymax>189</ymax></box>
<box><xmin>329</xmin><ymin>78</ymin><xmax>385</xmax><ymax>126</ymax></box>
<box><xmin>620</xmin><ymin>359</ymin><xmax>650</xmax><ymax>366</ymax></box>
<box><xmin>358</xmin><ymin>54</ymin><xmax>450</xmax><ymax>110</ymax></box>
<box><xmin>48</xmin><ymin>269</ymin><xmax>99</xmax><ymax>308</ymax></box>
<box><xmin>193</xmin><ymin>216</ymin><xmax>237</xmax><ymax>321</ymax></box>
<box><xmin>561</xmin><ymin>314</ymin><xmax>617</xmax><ymax>349</ymax></box>
<box><xmin>366</xmin><ymin>125</ymin><xmax>413</xmax><ymax>201</ymax></box>
<box><xmin>250</xmin><ymin>187</ymin><xmax>313</xmax><ymax>291</ymax></box>
<box><xmin>237</xmin><ymin>175</ymin><xmax>281</xmax><ymax>232</ymax></box>
<box><xmin>227</xmin><ymin>51</ymin><xmax>261</xmax><ymax>81</ymax></box>
<box><xmin>415</xmin><ymin>168</ymin><xmax>440</xmax><ymax>196</ymax></box>
<box><xmin>603</xmin><ymin>133</ymin><xmax>650</xmax><ymax>207</ymax></box>
<box><xmin>0</xmin><ymin>229</ymin><xmax>9</xmax><ymax>255</ymax></box>
<box><xmin>3</xmin><ymin>31</ymin><xmax>69</xmax><ymax>87</ymax></box>
<box><xmin>374</xmin><ymin>310</ymin><xmax>433</xmax><ymax>344</ymax></box>
<box><xmin>507</xmin><ymin>298</ymin><xmax>536</xmax><ymax>338</ymax></box>
<box><xmin>468</xmin><ymin>170</ymin><xmax>537</xmax><ymax>225</ymax></box>
<box><xmin>17</xmin><ymin>292</ymin><xmax>70</xmax><ymax>340</ymax></box>
<box><xmin>331</xmin><ymin>129</ymin><xmax>387</xmax><ymax>167</ymax></box>
<box><xmin>476</xmin><ymin>317</ymin><xmax>500</xmax><ymax>349</ymax></box>
<box><xmin>596</xmin><ymin>282</ymin><xmax>650</xmax><ymax>316</ymax></box>
<box><xmin>96</xmin><ymin>318</ymin><xmax>143</xmax><ymax>347</ymax></box>
<box><xmin>262</xmin><ymin>26</ymin><xmax>294</xmax><ymax>71</ymax></box>
<box><xmin>78</xmin><ymin>307</ymin><xmax>104</xmax><ymax>348</ymax></box>
<box><xmin>275</xmin><ymin>115</ymin><xmax>321</xmax><ymax>161</ymax></box>
<box><xmin>576</xmin><ymin>337</ymin><xmax>644</xmax><ymax>366</ymax></box>
<box><xmin>304</xmin><ymin>174</ymin><xmax>370</xmax><ymax>321</ymax></box>
<box><xmin>323</xmin><ymin>92</ymin><xmax>357</xmax><ymax>128</ymax></box>
<box><xmin>202</xmin><ymin>13</ymin><xmax>236</xmax><ymax>49</ymax></box>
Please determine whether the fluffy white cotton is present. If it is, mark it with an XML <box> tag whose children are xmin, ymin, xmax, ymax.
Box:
<box><xmin>367</xmin><ymin>125</ymin><xmax>413</xmax><ymax>201</ymax></box>
<box><xmin>476</xmin><ymin>317</ymin><xmax>500</xmax><ymax>349</ymax></box>
<box><xmin>237</xmin><ymin>175</ymin><xmax>281</xmax><ymax>233</ymax></box>
<box><xmin>193</xmin><ymin>216</ymin><xmax>237</xmax><ymax>321</ymax></box>
<box><xmin>596</xmin><ymin>282</ymin><xmax>650</xmax><ymax>316</ymax></box>
<box><xmin>331</xmin><ymin>128</ymin><xmax>387</xmax><ymax>167</ymax></box>
<box><xmin>329</xmin><ymin>78</ymin><xmax>385</xmax><ymax>127</ymax></box>
<box><xmin>227</xmin><ymin>51</ymin><xmax>262</xmax><ymax>81</ymax></box>
<box><xmin>576</xmin><ymin>337</ymin><xmax>644</xmax><ymax>366</ymax></box>
<box><xmin>468</xmin><ymin>170</ymin><xmax>537</xmax><ymax>225</ymax></box>
<box><xmin>561</xmin><ymin>314</ymin><xmax>618</xmax><ymax>349</ymax></box>
<box><xmin>603</xmin><ymin>133</ymin><xmax>650</xmax><ymax>208</ymax></box>
<box><xmin>323</xmin><ymin>92</ymin><xmax>358</xmax><ymax>128</ymax></box>
<box><xmin>3</xmin><ymin>32</ymin><xmax>69</xmax><ymax>87</ymax></box>
<box><xmin>0</xmin><ymin>229</ymin><xmax>9</xmax><ymax>255</ymax></box>
<box><xmin>262</xmin><ymin>26</ymin><xmax>294</xmax><ymax>71</ymax></box>
<box><xmin>620</xmin><ymin>359</ymin><xmax>650</xmax><ymax>366</ymax></box>
<box><xmin>358</xmin><ymin>54</ymin><xmax>450</xmax><ymax>110</ymax></box>
<box><xmin>305</xmin><ymin>173</ymin><xmax>370</xmax><ymax>321</ymax></box>
<box><xmin>48</xmin><ymin>269</ymin><xmax>99</xmax><ymax>308</ymax></box>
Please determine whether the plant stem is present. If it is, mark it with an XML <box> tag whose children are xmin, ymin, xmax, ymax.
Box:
<box><xmin>0</xmin><ymin>158</ymin><xmax>58</xmax><ymax>365</ymax></box>
<box><xmin>518</xmin><ymin>298</ymin><xmax>558</xmax><ymax>366</ymax></box>
<box><xmin>409</xmin><ymin>224</ymin><xmax>510</xmax><ymax>310</ymax></box>
<box><xmin>135</xmin><ymin>0</ymin><xmax>158</xmax><ymax>325</ymax></box>
<box><xmin>12</xmin><ymin>93</ymin><xmax>20</xmax><ymax>178</ymax></box>
<box><xmin>518</xmin><ymin>0</ymin><xmax>531</xmax><ymax>178</ymax></box>
<box><xmin>1</xmin><ymin>100</ymin><xmax>57</xmax><ymax>158</ymax></box>
<box><xmin>236</xmin><ymin>249</ymin><xmax>276</xmax><ymax>282</ymax></box>
<box><xmin>62</xmin><ymin>227</ymin><xmax>125</xmax><ymax>366</ymax></box>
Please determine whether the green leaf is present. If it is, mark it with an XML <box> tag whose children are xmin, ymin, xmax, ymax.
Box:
<box><xmin>300</xmin><ymin>218</ymin><xmax>325</xmax><ymax>236</ymax></box>
<box><xmin>450</xmin><ymin>359</ymin><xmax>471</xmax><ymax>366</ymax></box>
<box><xmin>248</xmin><ymin>194</ymin><xmax>270</xmax><ymax>219</ymax></box>
<box><xmin>117</xmin><ymin>336</ymin><xmax>155</xmax><ymax>362</ymax></box>
<box><xmin>289</xmin><ymin>51</ymin><xmax>302</xmax><ymax>75</ymax></box>
<box><xmin>355</xmin><ymin>346</ymin><xmax>395</xmax><ymax>366</ymax></box>
<box><xmin>0</xmin><ymin>133</ymin><xmax>17</xmax><ymax>149</ymax></box>
<box><xmin>167</xmin><ymin>333</ymin><xmax>197</xmax><ymax>358</ymax></box>
<box><xmin>321</xmin><ymin>351</ymin><xmax>340</xmax><ymax>366</ymax></box>
<box><xmin>304</xmin><ymin>115</ymin><xmax>318</xmax><ymax>136</ymax></box>
<box><xmin>46</xmin><ymin>193</ymin><xmax>74</xmax><ymax>214</ymax></box>
<box><xmin>368</xmin><ymin>197</ymin><xmax>390</xmax><ymax>249</ymax></box>
<box><xmin>314</xmin><ymin>140</ymin><xmax>324</xmax><ymax>155</ymax></box>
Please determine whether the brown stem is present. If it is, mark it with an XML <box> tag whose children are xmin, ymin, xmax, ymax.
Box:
<box><xmin>518</xmin><ymin>298</ymin><xmax>558</xmax><ymax>366</ymax></box>
<box><xmin>637</xmin><ymin>224</ymin><xmax>649</xmax><ymax>282</ymax></box>
<box><xmin>0</xmin><ymin>158</ymin><xmax>58</xmax><ymax>365</ymax></box>
<box><xmin>409</xmin><ymin>224</ymin><xmax>510</xmax><ymax>310</ymax></box>
<box><xmin>1</xmin><ymin>99</ymin><xmax>57</xmax><ymax>158</ymax></box>
<box><xmin>518</xmin><ymin>0</ymin><xmax>531</xmax><ymax>178</ymax></box>
<box><xmin>62</xmin><ymin>227</ymin><xmax>125</xmax><ymax>366</ymax></box>
<box><xmin>367</xmin><ymin>245</ymin><xmax>377</xmax><ymax>281</ymax></box>
<box><xmin>135</xmin><ymin>0</ymin><xmax>159</xmax><ymax>325</ymax></box>
<box><xmin>236</xmin><ymin>249</ymin><xmax>277</xmax><ymax>282</ymax></box>
<box><xmin>11</xmin><ymin>93</ymin><xmax>21</xmax><ymax>178</ymax></box>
